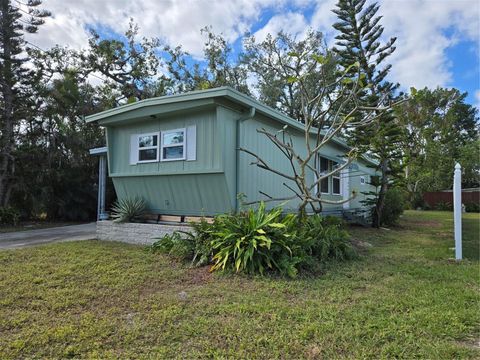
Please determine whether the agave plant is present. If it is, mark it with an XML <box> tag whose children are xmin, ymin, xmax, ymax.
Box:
<box><xmin>111</xmin><ymin>196</ymin><xmax>146</xmax><ymax>223</ymax></box>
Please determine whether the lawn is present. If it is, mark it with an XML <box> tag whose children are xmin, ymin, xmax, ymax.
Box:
<box><xmin>0</xmin><ymin>211</ymin><xmax>478</xmax><ymax>359</ymax></box>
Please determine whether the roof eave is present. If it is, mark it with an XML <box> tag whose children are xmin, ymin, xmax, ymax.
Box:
<box><xmin>85</xmin><ymin>86</ymin><xmax>379</xmax><ymax>166</ymax></box>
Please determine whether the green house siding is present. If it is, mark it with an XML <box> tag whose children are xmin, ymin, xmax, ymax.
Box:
<box><xmin>87</xmin><ymin>87</ymin><xmax>379</xmax><ymax>217</ymax></box>
<box><xmin>108</xmin><ymin>108</ymin><xmax>221</xmax><ymax>177</ymax></box>
<box><xmin>236</xmin><ymin>111</ymin><xmax>369</xmax><ymax>213</ymax></box>
<box><xmin>349</xmin><ymin>161</ymin><xmax>378</xmax><ymax>210</ymax></box>
<box><xmin>112</xmin><ymin>173</ymin><xmax>231</xmax><ymax>215</ymax></box>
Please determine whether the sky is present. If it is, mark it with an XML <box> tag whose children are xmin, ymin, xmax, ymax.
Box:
<box><xmin>24</xmin><ymin>0</ymin><xmax>480</xmax><ymax>108</ymax></box>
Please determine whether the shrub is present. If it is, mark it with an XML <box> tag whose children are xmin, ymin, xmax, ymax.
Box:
<box><xmin>150</xmin><ymin>204</ymin><xmax>357</xmax><ymax>278</ymax></box>
<box><xmin>210</xmin><ymin>203</ymin><xmax>300</xmax><ymax>277</ymax></box>
<box><xmin>410</xmin><ymin>193</ymin><xmax>426</xmax><ymax>210</ymax></box>
<box><xmin>322</xmin><ymin>215</ymin><xmax>347</xmax><ymax>227</ymax></box>
<box><xmin>185</xmin><ymin>218</ymin><xmax>217</xmax><ymax>266</ymax></box>
<box><xmin>300</xmin><ymin>215</ymin><xmax>356</xmax><ymax>262</ymax></box>
<box><xmin>433</xmin><ymin>201</ymin><xmax>453</xmax><ymax>211</ymax></box>
<box><xmin>111</xmin><ymin>196</ymin><xmax>146</xmax><ymax>223</ymax></box>
<box><xmin>381</xmin><ymin>187</ymin><xmax>405</xmax><ymax>226</ymax></box>
<box><xmin>150</xmin><ymin>218</ymin><xmax>216</xmax><ymax>267</ymax></box>
<box><xmin>0</xmin><ymin>206</ymin><xmax>20</xmax><ymax>226</ymax></box>
<box><xmin>150</xmin><ymin>232</ymin><xmax>194</xmax><ymax>260</ymax></box>
<box><xmin>465</xmin><ymin>202</ymin><xmax>480</xmax><ymax>213</ymax></box>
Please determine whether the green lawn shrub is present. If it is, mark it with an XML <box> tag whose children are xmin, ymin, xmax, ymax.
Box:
<box><xmin>0</xmin><ymin>206</ymin><xmax>20</xmax><ymax>226</ymax></box>
<box><xmin>150</xmin><ymin>218</ymin><xmax>215</xmax><ymax>267</ymax></box>
<box><xmin>434</xmin><ymin>201</ymin><xmax>453</xmax><ymax>211</ymax></box>
<box><xmin>210</xmin><ymin>203</ymin><xmax>300</xmax><ymax>277</ymax></box>
<box><xmin>381</xmin><ymin>187</ymin><xmax>406</xmax><ymax>226</ymax></box>
<box><xmin>465</xmin><ymin>202</ymin><xmax>480</xmax><ymax>213</ymax></box>
<box><xmin>150</xmin><ymin>232</ymin><xmax>194</xmax><ymax>260</ymax></box>
<box><xmin>151</xmin><ymin>203</ymin><xmax>356</xmax><ymax>278</ymax></box>
<box><xmin>300</xmin><ymin>215</ymin><xmax>356</xmax><ymax>263</ymax></box>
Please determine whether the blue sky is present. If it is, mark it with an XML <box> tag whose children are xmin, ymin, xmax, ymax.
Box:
<box><xmin>25</xmin><ymin>0</ymin><xmax>480</xmax><ymax>108</ymax></box>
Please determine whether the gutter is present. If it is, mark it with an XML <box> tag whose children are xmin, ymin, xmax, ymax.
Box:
<box><xmin>235</xmin><ymin>106</ymin><xmax>256</xmax><ymax>212</ymax></box>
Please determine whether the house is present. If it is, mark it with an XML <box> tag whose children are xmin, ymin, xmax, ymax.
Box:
<box><xmin>87</xmin><ymin>87</ymin><xmax>378</xmax><ymax>220</ymax></box>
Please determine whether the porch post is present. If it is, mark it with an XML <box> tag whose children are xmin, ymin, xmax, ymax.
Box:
<box><xmin>97</xmin><ymin>154</ymin><xmax>107</xmax><ymax>220</ymax></box>
<box><xmin>90</xmin><ymin>147</ymin><xmax>108</xmax><ymax>221</ymax></box>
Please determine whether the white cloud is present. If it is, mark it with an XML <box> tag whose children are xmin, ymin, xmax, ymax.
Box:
<box><xmin>378</xmin><ymin>0</ymin><xmax>480</xmax><ymax>90</ymax></box>
<box><xmin>308</xmin><ymin>0</ymin><xmax>480</xmax><ymax>92</ymax></box>
<box><xmin>23</xmin><ymin>0</ymin><xmax>479</xmax><ymax>96</ymax></box>
<box><xmin>253</xmin><ymin>12</ymin><xmax>309</xmax><ymax>42</ymax></box>
<box><xmin>310</xmin><ymin>0</ymin><xmax>338</xmax><ymax>46</ymax></box>
<box><xmin>25</xmin><ymin>0</ymin><xmax>277</xmax><ymax>56</ymax></box>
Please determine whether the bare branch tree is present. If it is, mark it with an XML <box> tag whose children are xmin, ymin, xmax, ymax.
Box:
<box><xmin>240</xmin><ymin>51</ymin><xmax>402</xmax><ymax>217</ymax></box>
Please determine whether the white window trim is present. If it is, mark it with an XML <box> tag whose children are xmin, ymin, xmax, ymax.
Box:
<box><xmin>360</xmin><ymin>176</ymin><xmax>366</xmax><ymax>185</ymax></box>
<box><xmin>161</xmin><ymin>128</ymin><xmax>186</xmax><ymax>162</ymax></box>
<box><xmin>137</xmin><ymin>132</ymin><xmax>160</xmax><ymax>164</ymax></box>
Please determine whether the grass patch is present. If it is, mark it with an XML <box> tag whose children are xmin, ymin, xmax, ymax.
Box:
<box><xmin>0</xmin><ymin>211</ymin><xmax>478</xmax><ymax>358</ymax></box>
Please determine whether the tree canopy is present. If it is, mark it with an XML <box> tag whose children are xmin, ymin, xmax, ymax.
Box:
<box><xmin>0</xmin><ymin>0</ymin><xmax>478</xmax><ymax>222</ymax></box>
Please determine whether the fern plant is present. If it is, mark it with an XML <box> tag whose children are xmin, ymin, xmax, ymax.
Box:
<box><xmin>111</xmin><ymin>196</ymin><xmax>146</xmax><ymax>223</ymax></box>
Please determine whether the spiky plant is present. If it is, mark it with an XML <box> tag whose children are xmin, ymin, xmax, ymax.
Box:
<box><xmin>111</xmin><ymin>197</ymin><xmax>146</xmax><ymax>223</ymax></box>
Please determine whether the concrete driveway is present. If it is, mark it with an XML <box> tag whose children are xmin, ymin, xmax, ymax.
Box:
<box><xmin>0</xmin><ymin>223</ymin><xmax>96</xmax><ymax>249</ymax></box>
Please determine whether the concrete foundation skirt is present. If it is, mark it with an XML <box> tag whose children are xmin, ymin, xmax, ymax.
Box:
<box><xmin>96</xmin><ymin>221</ymin><xmax>191</xmax><ymax>245</ymax></box>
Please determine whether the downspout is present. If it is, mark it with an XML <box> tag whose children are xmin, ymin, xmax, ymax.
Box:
<box><xmin>235</xmin><ymin>107</ymin><xmax>256</xmax><ymax>212</ymax></box>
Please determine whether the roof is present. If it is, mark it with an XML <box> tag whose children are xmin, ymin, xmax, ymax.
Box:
<box><xmin>85</xmin><ymin>86</ymin><xmax>378</xmax><ymax>166</ymax></box>
<box><xmin>89</xmin><ymin>147</ymin><xmax>107</xmax><ymax>156</ymax></box>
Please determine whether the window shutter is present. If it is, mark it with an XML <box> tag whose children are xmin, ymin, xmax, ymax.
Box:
<box><xmin>186</xmin><ymin>125</ymin><xmax>196</xmax><ymax>161</ymax></box>
<box><xmin>129</xmin><ymin>134</ymin><xmax>138</xmax><ymax>165</ymax></box>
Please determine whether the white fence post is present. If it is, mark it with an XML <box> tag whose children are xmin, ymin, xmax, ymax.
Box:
<box><xmin>453</xmin><ymin>163</ymin><xmax>462</xmax><ymax>260</ymax></box>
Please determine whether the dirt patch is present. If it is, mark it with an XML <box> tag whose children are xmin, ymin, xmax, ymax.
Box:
<box><xmin>183</xmin><ymin>266</ymin><xmax>213</xmax><ymax>285</ymax></box>
<box><xmin>305</xmin><ymin>344</ymin><xmax>323</xmax><ymax>359</ymax></box>
<box><xmin>455</xmin><ymin>338</ymin><xmax>480</xmax><ymax>351</ymax></box>
<box><xmin>351</xmin><ymin>238</ymin><xmax>373</xmax><ymax>252</ymax></box>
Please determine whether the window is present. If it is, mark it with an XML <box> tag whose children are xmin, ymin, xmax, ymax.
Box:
<box><xmin>137</xmin><ymin>133</ymin><xmax>159</xmax><ymax>163</ymax></box>
<box><xmin>320</xmin><ymin>157</ymin><xmax>329</xmax><ymax>193</ymax></box>
<box><xmin>360</xmin><ymin>176</ymin><xmax>366</xmax><ymax>185</ymax></box>
<box><xmin>161</xmin><ymin>128</ymin><xmax>186</xmax><ymax>161</ymax></box>
<box><xmin>332</xmin><ymin>161</ymin><xmax>341</xmax><ymax>195</ymax></box>
<box><xmin>318</xmin><ymin>157</ymin><xmax>342</xmax><ymax>195</ymax></box>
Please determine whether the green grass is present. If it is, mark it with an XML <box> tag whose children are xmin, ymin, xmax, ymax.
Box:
<box><xmin>0</xmin><ymin>210</ymin><xmax>478</xmax><ymax>359</ymax></box>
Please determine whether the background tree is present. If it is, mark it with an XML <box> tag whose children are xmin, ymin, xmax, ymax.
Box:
<box><xmin>242</xmin><ymin>30</ymin><xmax>336</xmax><ymax>123</ymax></box>
<box><xmin>165</xmin><ymin>27</ymin><xmax>250</xmax><ymax>94</ymax></box>
<box><xmin>81</xmin><ymin>19</ymin><xmax>169</xmax><ymax>104</ymax></box>
<box><xmin>396</xmin><ymin>87</ymin><xmax>479</xmax><ymax>206</ymax></box>
<box><xmin>332</xmin><ymin>0</ymin><xmax>403</xmax><ymax>227</ymax></box>
<box><xmin>12</xmin><ymin>62</ymin><xmax>108</xmax><ymax>219</ymax></box>
<box><xmin>0</xmin><ymin>0</ymin><xmax>49</xmax><ymax>207</ymax></box>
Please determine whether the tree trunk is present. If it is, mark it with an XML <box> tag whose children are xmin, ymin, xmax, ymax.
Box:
<box><xmin>372</xmin><ymin>159</ymin><xmax>389</xmax><ymax>228</ymax></box>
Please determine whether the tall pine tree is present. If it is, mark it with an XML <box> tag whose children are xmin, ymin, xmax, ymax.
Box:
<box><xmin>0</xmin><ymin>0</ymin><xmax>49</xmax><ymax>207</ymax></box>
<box><xmin>332</xmin><ymin>0</ymin><xmax>404</xmax><ymax>227</ymax></box>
